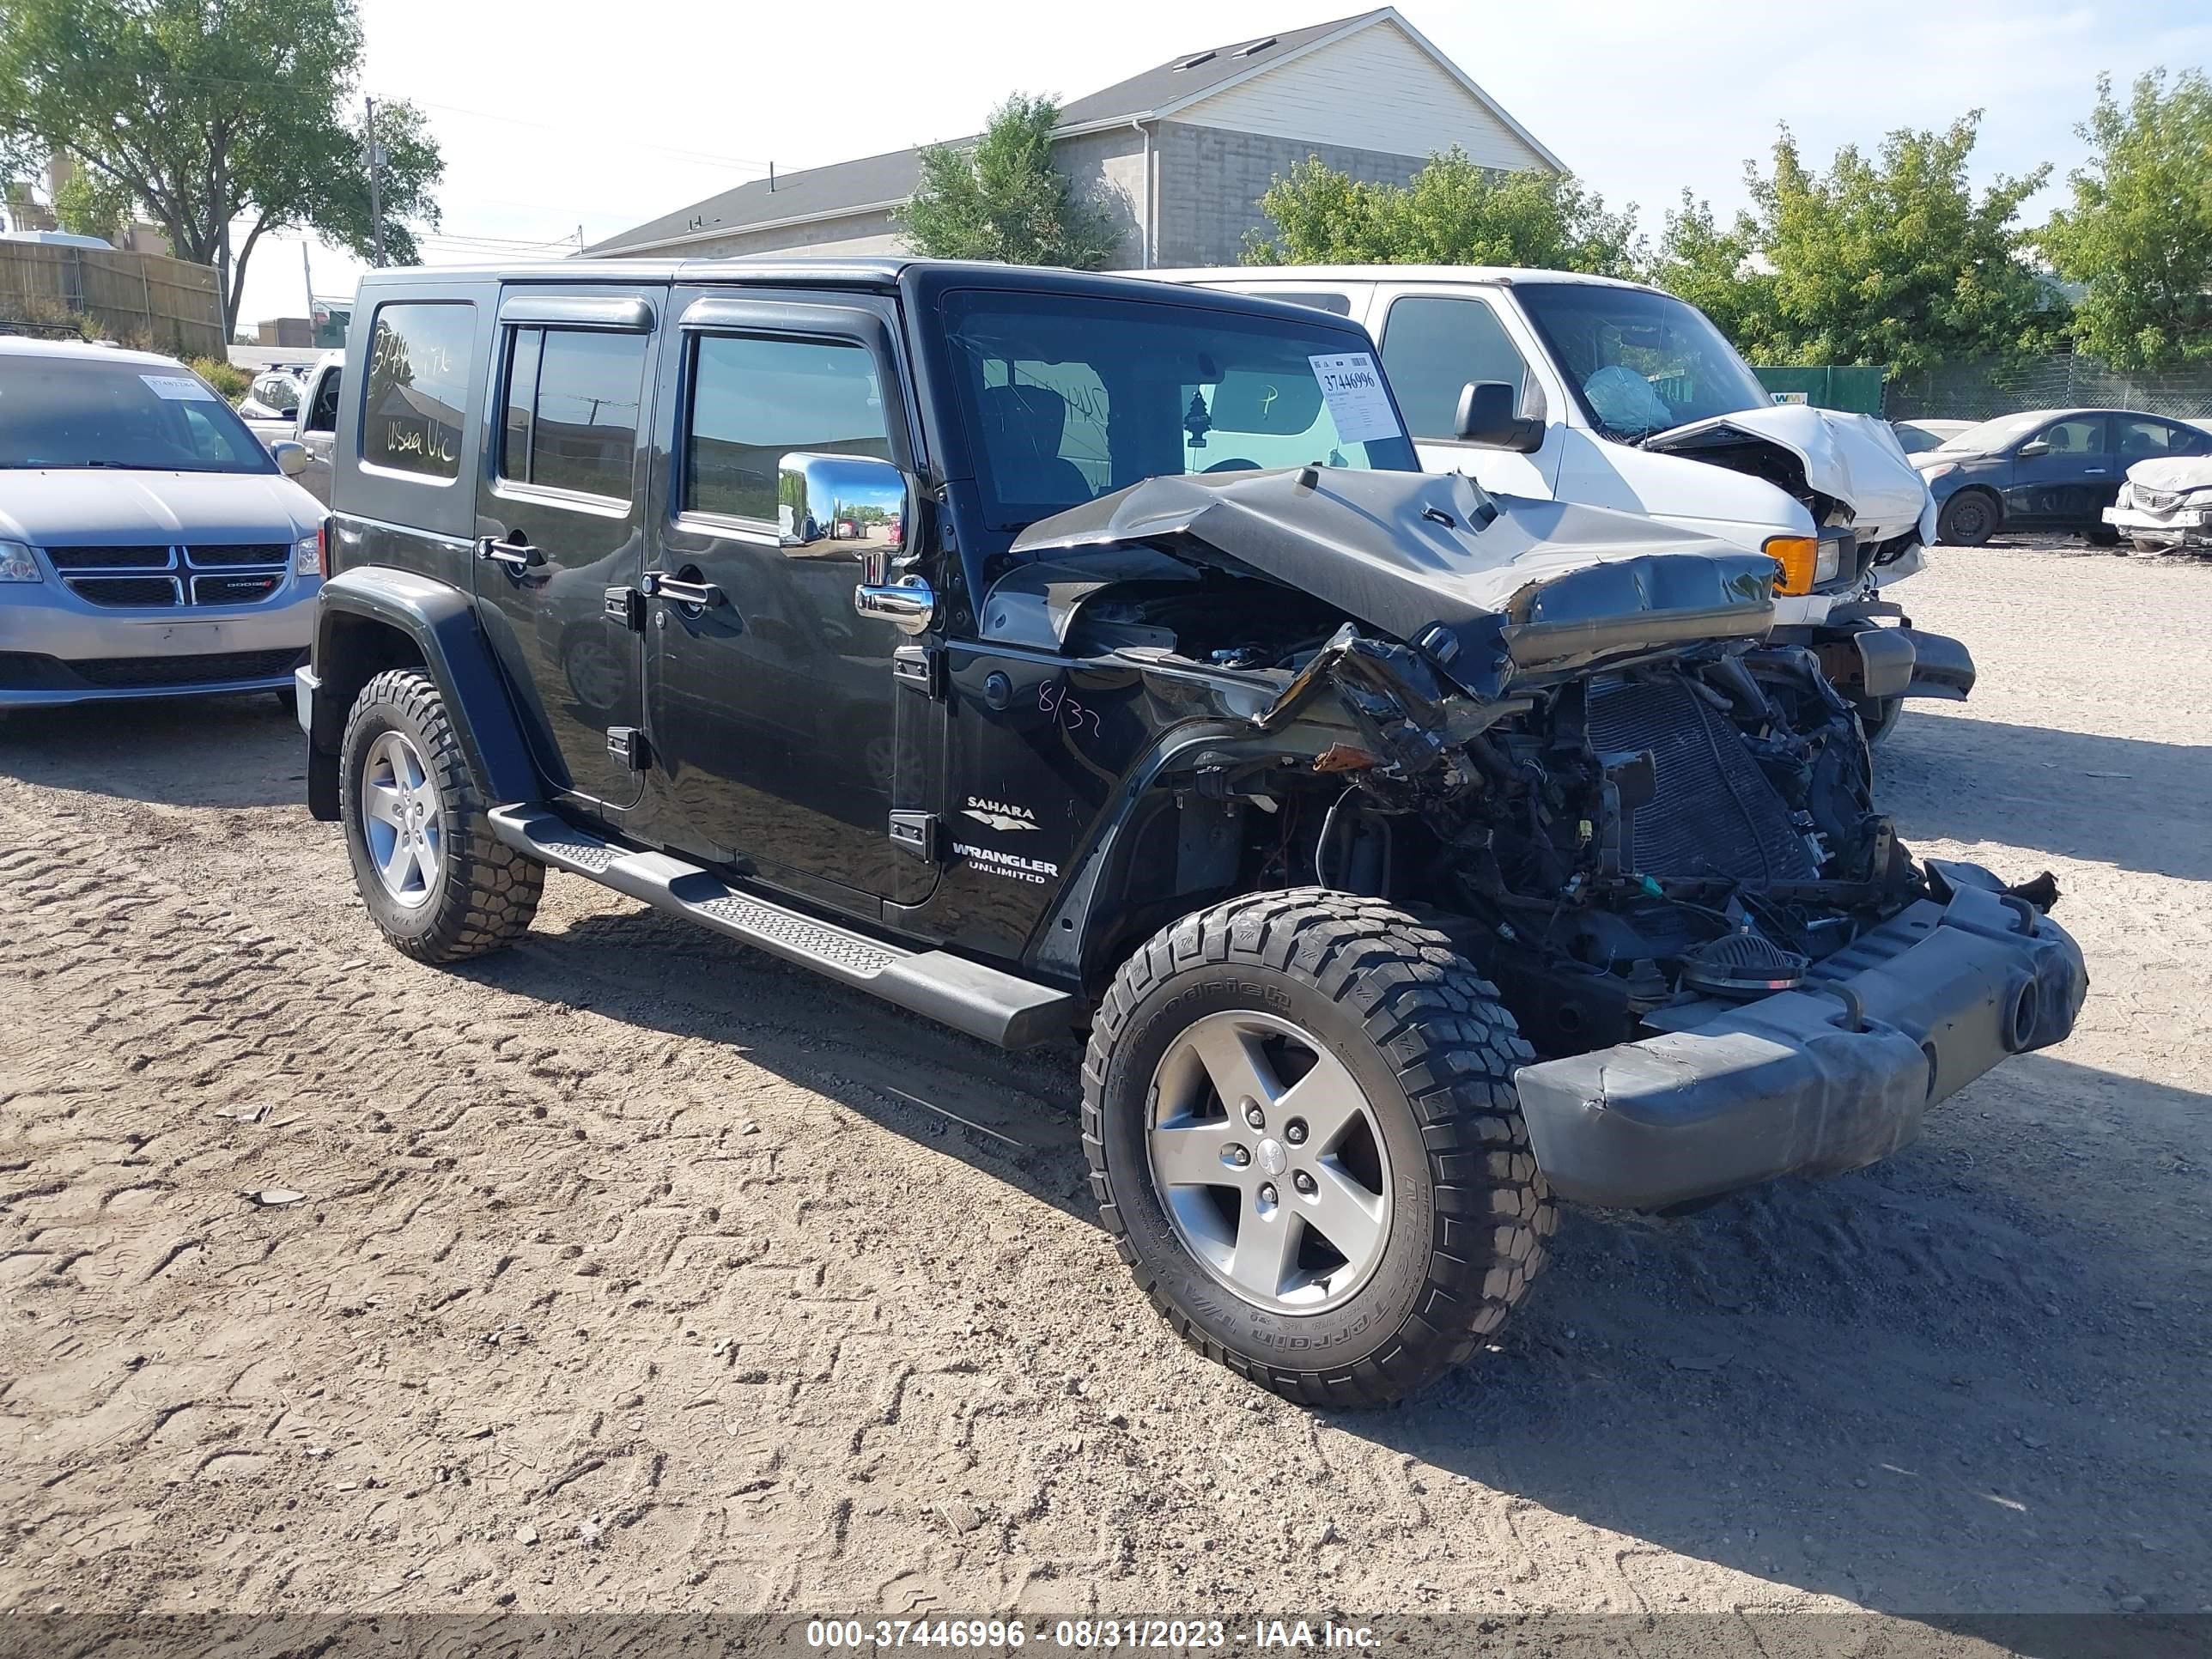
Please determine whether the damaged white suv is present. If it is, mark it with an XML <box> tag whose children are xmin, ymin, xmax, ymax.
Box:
<box><xmin>1148</xmin><ymin>266</ymin><xmax>1965</xmax><ymax>742</ymax></box>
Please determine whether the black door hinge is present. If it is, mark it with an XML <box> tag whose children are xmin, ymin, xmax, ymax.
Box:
<box><xmin>604</xmin><ymin>585</ymin><xmax>646</xmax><ymax>632</ymax></box>
<box><xmin>889</xmin><ymin>810</ymin><xmax>939</xmax><ymax>861</ymax></box>
<box><xmin>607</xmin><ymin>726</ymin><xmax>650</xmax><ymax>770</ymax></box>
<box><xmin>892</xmin><ymin>643</ymin><xmax>945</xmax><ymax>699</ymax></box>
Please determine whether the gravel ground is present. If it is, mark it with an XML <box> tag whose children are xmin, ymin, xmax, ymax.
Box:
<box><xmin>1</xmin><ymin>544</ymin><xmax>2207</xmax><ymax>1628</ymax></box>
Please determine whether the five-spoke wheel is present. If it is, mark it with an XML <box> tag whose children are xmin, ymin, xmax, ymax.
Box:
<box><xmin>358</xmin><ymin>730</ymin><xmax>442</xmax><ymax>908</ymax></box>
<box><xmin>1147</xmin><ymin>1010</ymin><xmax>1392</xmax><ymax>1313</ymax></box>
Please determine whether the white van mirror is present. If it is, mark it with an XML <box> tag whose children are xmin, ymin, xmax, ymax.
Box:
<box><xmin>1453</xmin><ymin>380</ymin><xmax>1545</xmax><ymax>453</ymax></box>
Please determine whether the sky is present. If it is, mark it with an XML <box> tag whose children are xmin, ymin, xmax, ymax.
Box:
<box><xmin>244</xmin><ymin>0</ymin><xmax>2212</xmax><ymax>330</ymax></box>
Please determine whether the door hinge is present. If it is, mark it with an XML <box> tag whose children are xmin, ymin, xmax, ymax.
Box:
<box><xmin>889</xmin><ymin>810</ymin><xmax>939</xmax><ymax>861</ymax></box>
<box><xmin>605</xmin><ymin>585</ymin><xmax>647</xmax><ymax>632</ymax></box>
<box><xmin>892</xmin><ymin>643</ymin><xmax>945</xmax><ymax>699</ymax></box>
<box><xmin>607</xmin><ymin>726</ymin><xmax>650</xmax><ymax>770</ymax></box>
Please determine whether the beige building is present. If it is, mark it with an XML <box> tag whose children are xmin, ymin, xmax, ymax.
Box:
<box><xmin>588</xmin><ymin>8</ymin><xmax>1560</xmax><ymax>269</ymax></box>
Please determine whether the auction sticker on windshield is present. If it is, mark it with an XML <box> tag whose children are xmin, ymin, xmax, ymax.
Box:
<box><xmin>1307</xmin><ymin>352</ymin><xmax>1400</xmax><ymax>444</ymax></box>
<box><xmin>141</xmin><ymin>374</ymin><xmax>220</xmax><ymax>402</ymax></box>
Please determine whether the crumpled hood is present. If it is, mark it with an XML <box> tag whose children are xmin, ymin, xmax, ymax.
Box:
<box><xmin>0</xmin><ymin>467</ymin><xmax>320</xmax><ymax>546</ymax></box>
<box><xmin>1006</xmin><ymin>467</ymin><xmax>1781</xmax><ymax>696</ymax></box>
<box><xmin>2124</xmin><ymin>455</ymin><xmax>2212</xmax><ymax>493</ymax></box>
<box><xmin>1648</xmin><ymin>403</ymin><xmax>1931</xmax><ymax>535</ymax></box>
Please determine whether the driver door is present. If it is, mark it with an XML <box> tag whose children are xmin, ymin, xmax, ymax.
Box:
<box><xmin>1376</xmin><ymin>288</ymin><xmax>1560</xmax><ymax>497</ymax></box>
<box><xmin>2005</xmin><ymin>415</ymin><xmax>2111</xmax><ymax>526</ymax></box>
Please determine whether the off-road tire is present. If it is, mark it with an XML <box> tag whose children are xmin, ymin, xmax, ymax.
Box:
<box><xmin>1938</xmin><ymin>489</ymin><xmax>1999</xmax><ymax>547</ymax></box>
<box><xmin>339</xmin><ymin>667</ymin><xmax>543</xmax><ymax>963</ymax></box>
<box><xmin>1082</xmin><ymin>889</ymin><xmax>1554</xmax><ymax>1408</ymax></box>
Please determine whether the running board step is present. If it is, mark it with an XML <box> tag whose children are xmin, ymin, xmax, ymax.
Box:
<box><xmin>489</xmin><ymin>806</ymin><xmax>1075</xmax><ymax>1050</ymax></box>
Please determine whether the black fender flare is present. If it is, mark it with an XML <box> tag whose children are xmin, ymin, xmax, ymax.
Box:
<box><xmin>307</xmin><ymin>568</ymin><xmax>543</xmax><ymax>811</ymax></box>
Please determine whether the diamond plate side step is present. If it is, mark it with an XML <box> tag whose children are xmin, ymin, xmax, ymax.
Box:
<box><xmin>489</xmin><ymin>806</ymin><xmax>1075</xmax><ymax>1049</ymax></box>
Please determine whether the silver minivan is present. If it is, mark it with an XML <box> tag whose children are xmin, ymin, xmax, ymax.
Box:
<box><xmin>0</xmin><ymin>336</ymin><xmax>325</xmax><ymax>708</ymax></box>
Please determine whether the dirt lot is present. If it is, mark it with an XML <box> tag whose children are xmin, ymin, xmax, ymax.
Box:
<box><xmin>1</xmin><ymin>544</ymin><xmax>2208</xmax><ymax>1627</ymax></box>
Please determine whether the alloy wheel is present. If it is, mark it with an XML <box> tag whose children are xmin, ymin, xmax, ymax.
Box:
<box><xmin>360</xmin><ymin>730</ymin><xmax>442</xmax><ymax>908</ymax></box>
<box><xmin>1146</xmin><ymin>1010</ymin><xmax>1395</xmax><ymax>1314</ymax></box>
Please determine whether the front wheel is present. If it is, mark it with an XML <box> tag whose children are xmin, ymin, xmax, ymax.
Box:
<box><xmin>1858</xmin><ymin>695</ymin><xmax>1904</xmax><ymax>745</ymax></box>
<box><xmin>1082</xmin><ymin>890</ymin><xmax>1554</xmax><ymax>1408</ymax></box>
<box><xmin>339</xmin><ymin>667</ymin><xmax>544</xmax><ymax>963</ymax></box>
<box><xmin>1938</xmin><ymin>489</ymin><xmax>1998</xmax><ymax>547</ymax></box>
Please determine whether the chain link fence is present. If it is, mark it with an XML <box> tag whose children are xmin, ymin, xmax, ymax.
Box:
<box><xmin>1885</xmin><ymin>352</ymin><xmax>2212</xmax><ymax>422</ymax></box>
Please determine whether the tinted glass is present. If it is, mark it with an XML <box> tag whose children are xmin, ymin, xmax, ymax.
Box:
<box><xmin>1251</xmin><ymin>289</ymin><xmax>1352</xmax><ymax>316</ymax></box>
<box><xmin>0</xmin><ymin>355</ymin><xmax>273</xmax><ymax>472</ymax></box>
<box><xmin>252</xmin><ymin>372</ymin><xmax>301</xmax><ymax>413</ymax></box>
<box><xmin>2035</xmin><ymin>417</ymin><xmax>2106</xmax><ymax>456</ymax></box>
<box><xmin>498</xmin><ymin>328</ymin><xmax>543</xmax><ymax>483</ymax></box>
<box><xmin>1515</xmin><ymin>282</ymin><xmax>1772</xmax><ymax>440</ymax></box>
<box><xmin>526</xmin><ymin>330</ymin><xmax>647</xmax><ymax>499</ymax></box>
<box><xmin>305</xmin><ymin>367</ymin><xmax>342</xmax><ymax>434</ymax></box>
<box><xmin>1382</xmin><ymin>295</ymin><xmax>1531</xmax><ymax>440</ymax></box>
<box><xmin>362</xmin><ymin>301</ymin><xmax>473</xmax><ymax>479</ymax></box>
<box><xmin>941</xmin><ymin>289</ymin><xmax>1419</xmax><ymax>528</ymax></box>
<box><xmin>2118</xmin><ymin>417</ymin><xmax>2184</xmax><ymax>460</ymax></box>
<box><xmin>685</xmin><ymin>335</ymin><xmax>890</xmax><ymax>522</ymax></box>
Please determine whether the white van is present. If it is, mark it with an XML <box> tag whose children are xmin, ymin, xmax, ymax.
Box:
<box><xmin>1146</xmin><ymin>265</ymin><xmax>1969</xmax><ymax>738</ymax></box>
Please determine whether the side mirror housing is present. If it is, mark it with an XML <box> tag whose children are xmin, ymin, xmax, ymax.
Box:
<box><xmin>270</xmin><ymin>439</ymin><xmax>311</xmax><ymax>477</ymax></box>
<box><xmin>774</xmin><ymin>450</ymin><xmax>933</xmax><ymax>635</ymax></box>
<box><xmin>1453</xmin><ymin>380</ymin><xmax>1546</xmax><ymax>453</ymax></box>
<box><xmin>2016</xmin><ymin>439</ymin><xmax>2050</xmax><ymax>459</ymax></box>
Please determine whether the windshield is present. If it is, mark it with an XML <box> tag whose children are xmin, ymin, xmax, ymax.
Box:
<box><xmin>1514</xmin><ymin>282</ymin><xmax>1774</xmax><ymax>441</ymax></box>
<box><xmin>0</xmin><ymin>355</ymin><xmax>274</xmax><ymax>472</ymax></box>
<box><xmin>940</xmin><ymin>289</ymin><xmax>1419</xmax><ymax>530</ymax></box>
<box><xmin>1936</xmin><ymin>412</ymin><xmax>2045</xmax><ymax>453</ymax></box>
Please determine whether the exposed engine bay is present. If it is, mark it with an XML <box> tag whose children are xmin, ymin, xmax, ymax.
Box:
<box><xmin>996</xmin><ymin>465</ymin><xmax>2063</xmax><ymax>1063</ymax></box>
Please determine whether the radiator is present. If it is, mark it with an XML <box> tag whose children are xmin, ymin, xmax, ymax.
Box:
<box><xmin>1585</xmin><ymin>672</ymin><xmax>1815</xmax><ymax>884</ymax></box>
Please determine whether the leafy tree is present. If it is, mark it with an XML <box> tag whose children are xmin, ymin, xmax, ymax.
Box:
<box><xmin>1739</xmin><ymin>116</ymin><xmax>2057</xmax><ymax>371</ymax></box>
<box><xmin>1244</xmin><ymin>148</ymin><xmax>1642</xmax><ymax>276</ymax></box>
<box><xmin>2037</xmin><ymin>69</ymin><xmax>2212</xmax><ymax>368</ymax></box>
<box><xmin>52</xmin><ymin>164</ymin><xmax>134</xmax><ymax>242</ymax></box>
<box><xmin>0</xmin><ymin>0</ymin><xmax>442</xmax><ymax>334</ymax></box>
<box><xmin>1647</xmin><ymin>192</ymin><xmax>1777</xmax><ymax>358</ymax></box>
<box><xmin>898</xmin><ymin>94</ymin><xmax>1118</xmax><ymax>269</ymax></box>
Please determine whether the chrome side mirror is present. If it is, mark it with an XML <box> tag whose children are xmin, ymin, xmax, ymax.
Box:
<box><xmin>270</xmin><ymin>439</ymin><xmax>311</xmax><ymax>477</ymax></box>
<box><xmin>773</xmin><ymin>450</ymin><xmax>933</xmax><ymax>635</ymax></box>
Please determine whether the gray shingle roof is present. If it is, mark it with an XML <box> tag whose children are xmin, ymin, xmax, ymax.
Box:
<box><xmin>586</xmin><ymin>9</ymin><xmax>1398</xmax><ymax>254</ymax></box>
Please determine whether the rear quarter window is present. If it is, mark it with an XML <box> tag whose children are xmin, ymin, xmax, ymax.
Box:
<box><xmin>361</xmin><ymin>301</ymin><xmax>475</xmax><ymax>481</ymax></box>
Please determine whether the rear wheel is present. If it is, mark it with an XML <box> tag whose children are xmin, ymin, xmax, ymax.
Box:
<box><xmin>1938</xmin><ymin>489</ymin><xmax>1998</xmax><ymax>546</ymax></box>
<box><xmin>339</xmin><ymin>667</ymin><xmax>543</xmax><ymax>963</ymax></box>
<box><xmin>1083</xmin><ymin>890</ymin><xmax>1553</xmax><ymax>1408</ymax></box>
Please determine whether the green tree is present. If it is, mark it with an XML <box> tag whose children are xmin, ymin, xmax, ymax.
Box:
<box><xmin>897</xmin><ymin>94</ymin><xmax>1118</xmax><ymax>268</ymax></box>
<box><xmin>0</xmin><ymin>0</ymin><xmax>442</xmax><ymax>334</ymax></box>
<box><xmin>1647</xmin><ymin>191</ymin><xmax>1778</xmax><ymax>358</ymax></box>
<box><xmin>52</xmin><ymin>163</ymin><xmax>134</xmax><ymax>242</ymax></box>
<box><xmin>2038</xmin><ymin>69</ymin><xmax>2212</xmax><ymax>368</ymax></box>
<box><xmin>1244</xmin><ymin>148</ymin><xmax>1642</xmax><ymax>276</ymax></box>
<box><xmin>1740</xmin><ymin>116</ymin><xmax>2057</xmax><ymax>371</ymax></box>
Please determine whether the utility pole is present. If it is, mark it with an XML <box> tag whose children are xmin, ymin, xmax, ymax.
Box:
<box><xmin>365</xmin><ymin>95</ymin><xmax>384</xmax><ymax>268</ymax></box>
<box><xmin>301</xmin><ymin>238</ymin><xmax>313</xmax><ymax>313</ymax></box>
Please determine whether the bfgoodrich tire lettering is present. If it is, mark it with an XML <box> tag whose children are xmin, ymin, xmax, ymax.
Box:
<box><xmin>1082</xmin><ymin>890</ymin><xmax>1554</xmax><ymax>1407</ymax></box>
<box><xmin>339</xmin><ymin>667</ymin><xmax>543</xmax><ymax>963</ymax></box>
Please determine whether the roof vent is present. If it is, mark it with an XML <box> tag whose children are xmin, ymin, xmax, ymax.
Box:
<box><xmin>1236</xmin><ymin>35</ymin><xmax>1278</xmax><ymax>55</ymax></box>
<box><xmin>1174</xmin><ymin>50</ymin><xmax>1215</xmax><ymax>70</ymax></box>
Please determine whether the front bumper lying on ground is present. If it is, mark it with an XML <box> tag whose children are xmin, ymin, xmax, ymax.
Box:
<box><xmin>1515</xmin><ymin>864</ymin><xmax>2087</xmax><ymax>1211</ymax></box>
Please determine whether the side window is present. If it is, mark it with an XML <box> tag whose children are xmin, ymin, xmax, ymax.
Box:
<box><xmin>2034</xmin><ymin>417</ymin><xmax>2106</xmax><ymax>456</ymax></box>
<box><xmin>684</xmin><ymin>334</ymin><xmax>889</xmax><ymax>524</ymax></box>
<box><xmin>982</xmin><ymin>358</ymin><xmax>1111</xmax><ymax>495</ymax></box>
<box><xmin>361</xmin><ymin>301</ymin><xmax>473</xmax><ymax>480</ymax></box>
<box><xmin>305</xmin><ymin>369</ymin><xmax>341</xmax><ymax>434</ymax></box>
<box><xmin>497</xmin><ymin>327</ymin><xmax>647</xmax><ymax>501</ymax></box>
<box><xmin>1249</xmin><ymin>289</ymin><xmax>1352</xmax><ymax>316</ymax></box>
<box><xmin>1380</xmin><ymin>295</ymin><xmax>1532</xmax><ymax>441</ymax></box>
<box><xmin>2117</xmin><ymin>417</ymin><xmax>2183</xmax><ymax>461</ymax></box>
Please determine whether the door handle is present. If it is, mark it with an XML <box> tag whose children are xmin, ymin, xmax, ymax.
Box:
<box><xmin>2085</xmin><ymin>468</ymin><xmax>2109</xmax><ymax>476</ymax></box>
<box><xmin>477</xmin><ymin>533</ymin><xmax>544</xmax><ymax>570</ymax></box>
<box><xmin>641</xmin><ymin>571</ymin><xmax>723</xmax><ymax>608</ymax></box>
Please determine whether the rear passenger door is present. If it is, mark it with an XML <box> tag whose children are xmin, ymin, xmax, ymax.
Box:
<box><xmin>473</xmin><ymin>288</ymin><xmax>663</xmax><ymax>810</ymax></box>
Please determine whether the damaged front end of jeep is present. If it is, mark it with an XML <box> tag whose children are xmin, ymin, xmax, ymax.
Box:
<box><xmin>1000</xmin><ymin>466</ymin><xmax>2088</xmax><ymax>1211</ymax></box>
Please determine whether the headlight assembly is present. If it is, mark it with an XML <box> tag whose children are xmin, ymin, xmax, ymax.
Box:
<box><xmin>0</xmin><ymin>540</ymin><xmax>42</xmax><ymax>583</ymax></box>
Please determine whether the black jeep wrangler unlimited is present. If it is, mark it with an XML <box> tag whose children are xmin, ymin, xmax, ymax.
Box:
<box><xmin>299</xmin><ymin>258</ymin><xmax>2087</xmax><ymax>1407</ymax></box>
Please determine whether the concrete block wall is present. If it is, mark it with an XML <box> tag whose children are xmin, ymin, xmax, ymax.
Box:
<box><xmin>1051</xmin><ymin>127</ymin><xmax>1148</xmax><ymax>270</ymax></box>
<box><xmin>1150</xmin><ymin>122</ymin><xmax>1428</xmax><ymax>268</ymax></box>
